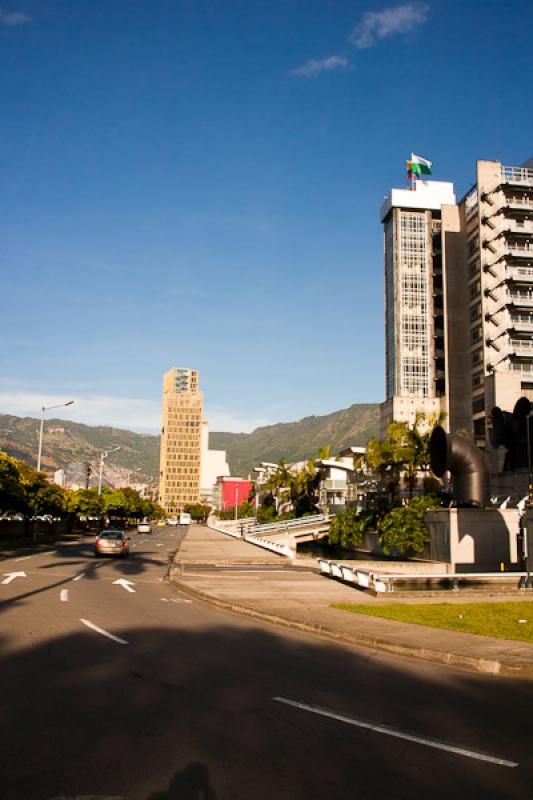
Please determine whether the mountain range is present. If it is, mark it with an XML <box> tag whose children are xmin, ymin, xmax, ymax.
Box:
<box><xmin>0</xmin><ymin>402</ymin><xmax>379</xmax><ymax>484</ymax></box>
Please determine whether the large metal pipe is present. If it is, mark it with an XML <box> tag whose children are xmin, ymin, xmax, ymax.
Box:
<box><xmin>429</xmin><ymin>426</ymin><xmax>490</xmax><ymax>507</ymax></box>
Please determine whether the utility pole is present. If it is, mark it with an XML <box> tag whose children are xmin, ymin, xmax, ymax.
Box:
<box><xmin>98</xmin><ymin>447</ymin><xmax>121</xmax><ymax>495</ymax></box>
<box><xmin>37</xmin><ymin>400</ymin><xmax>74</xmax><ymax>471</ymax></box>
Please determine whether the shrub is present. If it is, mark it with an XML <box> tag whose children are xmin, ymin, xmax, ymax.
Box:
<box><xmin>377</xmin><ymin>494</ymin><xmax>441</xmax><ymax>555</ymax></box>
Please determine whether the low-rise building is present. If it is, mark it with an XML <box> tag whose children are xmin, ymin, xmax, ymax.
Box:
<box><xmin>213</xmin><ymin>476</ymin><xmax>253</xmax><ymax>512</ymax></box>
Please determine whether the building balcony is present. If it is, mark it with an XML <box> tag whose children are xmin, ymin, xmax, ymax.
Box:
<box><xmin>488</xmin><ymin>294</ymin><xmax>533</xmax><ymax>315</ymax></box>
<box><xmin>485</xmin><ymin>221</ymin><xmax>533</xmax><ymax>242</ymax></box>
<box><xmin>322</xmin><ymin>479</ymin><xmax>348</xmax><ymax>491</ymax></box>
<box><xmin>500</xmin><ymin>165</ymin><xmax>533</xmax><ymax>187</ymax></box>
<box><xmin>491</xmin><ymin>339</ymin><xmax>533</xmax><ymax>365</ymax></box>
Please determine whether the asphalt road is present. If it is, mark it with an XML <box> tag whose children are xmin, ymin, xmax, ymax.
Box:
<box><xmin>1</xmin><ymin>525</ymin><xmax>532</xmax><ymax>800</ymax></box>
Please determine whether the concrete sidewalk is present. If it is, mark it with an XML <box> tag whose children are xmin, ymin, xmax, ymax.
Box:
<box><xmin>169</xmin><ymin>525</ymin><xmax>533</xmax><ymax>679</ymax></box>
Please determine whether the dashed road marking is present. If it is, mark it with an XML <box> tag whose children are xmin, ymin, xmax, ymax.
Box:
<box><xmin>72</xmin><ymin>572</ymin><xmax>85</xmax><ymax>581</ymax></box>
<box><xmin>272</xmin><ymin>698</ymin><xmax>518</xmax><ymax>768</ymax></box>
<box><xmin>80</xmin><ymin>618</ymin><xmax>128</xmax><ymax>645</ymax></box>
<box><xmin>60</xmin><ymin>589</ymin><xmax>69</xmax><ymax>602</ymax></box>
<box><xmin>15</xmin><ymin>555</ymin><xmax>32</xmax><ymax>562</ymax></box>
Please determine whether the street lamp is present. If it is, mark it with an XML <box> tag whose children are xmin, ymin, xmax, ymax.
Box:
<box><xmin>234</xmin><ymin>485</ymin><xmax>239</xmax><ymax>522</ymax></box>
<box><xmin>98</xmin><ymin>446</ymin><xmax>121</xmax><ymax>495</ymax></box>
<box><xmin>527</xmin><ymin>411</ymin><xmax>533</xmax><ymax>506</ymax></box>
<box><xmin>37</xmin><ymin>400</ymin><xmax>75</xmax><ymax>471</ymax></box>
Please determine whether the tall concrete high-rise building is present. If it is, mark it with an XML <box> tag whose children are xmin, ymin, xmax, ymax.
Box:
<box><xmin>159</xmin><ymin>367</ymin><xmax>203</xmax><ymax>513</ymax></box>
<box><xmin>380</xmin><ymin>179</ymin><xmax>456</xmax><ymax>434</ymax></box>
<box><xmin>381</xmin><ymin>158</ymin><xmax>533</xmax><ymax>476</ymax></box>
<box><xmin>458</xmin><ymin>160</ymin><xmax>533</xmax><ymax>459</ymax></box>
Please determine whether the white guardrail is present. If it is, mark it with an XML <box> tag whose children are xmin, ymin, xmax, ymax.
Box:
<box><xmin>248</xmin><ymin>514</ymin><xmax>330</xmax><ymax>535</ymax></box>
<box><xmin>209</xmin><ymin>514</ymin><xmax>330</xmax><ymax>557</ymax></box>
<box><xmin>244</xmin><ymin>534</ymin><xmax>293</xmax><ymax>557</ymax></box>
<box><xmin>207</xmin><ymin>522</ymin><xmax>293</xmax><ymax>556</ymax></box>
<box><xmin>318</xmin><ymin>559</ymin><xmax>531</xmax><ymax>593</ymax></box>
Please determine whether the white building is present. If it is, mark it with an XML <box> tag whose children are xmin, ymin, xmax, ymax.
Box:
<box><xmin>199</xmin><ymin>420</ymin><xmax>230</xmax><ymax>504</ymax></box>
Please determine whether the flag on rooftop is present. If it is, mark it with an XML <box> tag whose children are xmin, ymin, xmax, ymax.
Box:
<box><xmin>410</xmin><ymin>153</ymin><xmax>432</xmax><ymax>176</ymax></box>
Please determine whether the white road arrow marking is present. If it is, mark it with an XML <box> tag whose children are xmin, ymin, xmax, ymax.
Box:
<box><xmin>80</xmin><ymin>618</ymin><xmax>128</xmax><ymax>645</ymax></box>
<box><xmin>113</xmin><ymin>579</ymin><xmax>136</xmax><ymax>593</ymax></box>
<box><xmin>60</xmin><ymin>589</ymin><xmax>69</xmax><ymax>602</ymax></box>
<box><xmin>2</xmin><ymin>571</ymin><xmax>27</xmax><ymax>585</ymax></box>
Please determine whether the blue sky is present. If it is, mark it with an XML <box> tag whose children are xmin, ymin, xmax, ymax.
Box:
<box><xmin>1</xmin><ymin>0</ymin><xmax>532</xmax><ymax>433</ymax></box>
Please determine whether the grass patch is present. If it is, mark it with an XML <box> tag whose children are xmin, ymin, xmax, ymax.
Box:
<box><xmin>331</xmin><ymin>601</ymin><xmax>533</xmax><ymax>643</ymax></box>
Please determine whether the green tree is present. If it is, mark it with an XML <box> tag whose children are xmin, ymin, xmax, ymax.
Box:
<box><xmin>0</xmin><ymin>453</ymin><xmax>26</xmax><ymax>514</ymax></box>
<box><xmin>183</xmin><ymin>503</ymin><xmax>211</xmax><ymax>522</ymax></box>
<box><xmin>365</xmin><ymin>411</ymin><xmax>446</xmax><ymax>500</ymax></box>
<box><xmin>67</xmin><ymin>488</ymin><xmax>104</xmax><ymax>518</ymax></box>
<box><xmin>377</xmin><ymin>494</ymin><xmax>441</xmax><ymax>555</ymax></box>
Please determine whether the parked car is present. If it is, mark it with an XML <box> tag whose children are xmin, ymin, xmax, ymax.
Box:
<box><xmin>94</xmin><ymin>530</ymin><xmax>129</xmax><ymax>558</ymax></box>
<box><xmin>179</xmin><ymin>512</ymin><xmax>192</xmax><ymax>525</ymax></box>
<box><xmin>157</xmin><ymin>519</ymin><xmax>167</xmax><ymax>527</ymax></box>
<box><xmin>137</xmin><ymin>522</ymin><xmax>151</xmax><ymax>534</ymax></box>
<box><xmin>167</xmin><ymin>517</ymin><xmax>179</xmax><ymax>526</ymax></box>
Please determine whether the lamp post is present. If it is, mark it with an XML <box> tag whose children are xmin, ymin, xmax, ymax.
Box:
<box><xmin>37</xmin><ymin>400</ymin><xmax>74</xmax><ymax>471</ymax></box>
<box><xmin>526</xmin><ymin>411</ymin><xmax>533</xmax><ymax>506</ymax></box>
<box><xmin>98</xmin><ymin>446</ymin><xmax>121</xmax><ymax>495</ymax></box>
<box><xmin>234</xmin><ymin>485</ymin><xmax>239</xmax><ymax>522</ymax></box>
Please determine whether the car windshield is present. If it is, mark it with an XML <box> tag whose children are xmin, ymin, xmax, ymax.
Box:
<box><xmin>99</xmin><ymin>532</ymin><xmax>124</xmax><ymax>540</ymax></box>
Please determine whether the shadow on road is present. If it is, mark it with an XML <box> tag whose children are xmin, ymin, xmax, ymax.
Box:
<box><xmin>0</xmin><ymin>618</ymin><xmax>532</xmax><ymax>800</ymax></box>
<box><xmin>147</xmin><ymin>762</ymin><xmax>218</xmax><ymax>799</ymax></box>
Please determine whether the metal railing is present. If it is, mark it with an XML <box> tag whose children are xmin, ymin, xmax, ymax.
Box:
<box><xmin>318</xmin><ymin>559</ymin><xmax>531</xmax><ymax>592</ymax></box>
<box><xmin>248</xmin><ymin>514</ymin><xmax>330</xmax><ymax>535</ymax></box>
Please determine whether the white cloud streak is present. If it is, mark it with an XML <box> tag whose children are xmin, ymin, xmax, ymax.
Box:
<box><xmin>0</xmin><ymin>9</ymin><xmax>32</xmax><ymax>27</ymax></box>
<box><xmin>291</xmin><ymin>55</ymin><xmax>351</xmax><ymax>79</ymax></box>
<box><xmin>0</xmin><ymin>390</ymin><xmax>269</xmax><ymax>435</ymax></box>
<box><xmin>350</xmin><ymin>3</ymin><xmax>428</xmax><ymax>49</ymax></box>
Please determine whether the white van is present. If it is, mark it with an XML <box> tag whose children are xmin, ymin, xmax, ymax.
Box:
<box><xmin>179</xmin><ymin>512</ymin><xmax>192</xmax><ymax>526</ymax></box>
<box><xmin>167</xmin><ymin>517</ymin><xmax>178</xmax><ymax>527</ymax></box>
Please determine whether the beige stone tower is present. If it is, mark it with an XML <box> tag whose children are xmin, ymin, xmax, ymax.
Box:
<box><xmin>159</xmin><ymin>367</ymin><xmax>203</xmax><ymax>513</ymax></box>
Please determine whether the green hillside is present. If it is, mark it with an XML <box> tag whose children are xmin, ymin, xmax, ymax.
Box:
<box><xmin>0</xmin><ymin>414</ymin><xmax>160</xmax><ymax>484</ymax></box>
<box><xmin>0</xmin><ymin>402</ymin><xmax>379</xmax><ymax>483</ymax></box>
<box><xmin>210</xmin><ymin>403</ymin><xmax>379</xmax><ymax>477</ymax></box>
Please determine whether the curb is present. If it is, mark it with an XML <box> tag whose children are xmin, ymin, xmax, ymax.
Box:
<box><xmin>167</xmin><ymin>566</ymin><xmax>533</xmax><ymax>680</ymax></box>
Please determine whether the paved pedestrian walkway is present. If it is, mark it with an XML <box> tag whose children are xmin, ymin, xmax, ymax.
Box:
<box><xmin>169</xmin><ymin>524</ymin><xmax>533</xmax><ymax>679</ymax></box>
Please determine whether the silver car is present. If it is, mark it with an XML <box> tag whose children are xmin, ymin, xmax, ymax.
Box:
<box><xmin>94</xmin><ymin>530</ymin><xmax>129</xmax><ymax>558</ymax></box>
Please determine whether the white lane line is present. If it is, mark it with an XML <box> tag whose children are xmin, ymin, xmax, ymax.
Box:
<box><xmin>80</xmin><ymin>619</ymin><xmax>128</xmax><ymax>645</ymax></box>
<box><xmin>160</xmin><ymin>598</ymin><xmax>169</xmax><ymax>602</ymax></box>
<box><xmin>156</xmin><ymin>543</ymin><xmax>164</xmax><ymax>547</ymax></box>
<box><xmin>72</xmin><ymin>572</ymin><xmax>85</xmax><ymax>581</ymax></box>
<box><xmin>60</xmin><ymin>589</ymin><xmax>69</xmax><ymax>602</ymax></box>
<box><xmin>272</xmin><ymin>698</ymin><xmax>519</xmax><ymax>768</ymax></box>
<box><xmin>171</xmin><ymin>598</ymin><xmax>192</xmax><ymax>604</ymax></box>
<box><xmin>15</xmin><ymin>555</ymin><xmax>32</xmax><ymax>562</ymax></box>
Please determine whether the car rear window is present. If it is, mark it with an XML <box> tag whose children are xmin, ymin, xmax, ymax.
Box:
<box><xmin>99</xmin><ymin>532</ymin><xmax>124</xmax><ymax>540</ymax></box>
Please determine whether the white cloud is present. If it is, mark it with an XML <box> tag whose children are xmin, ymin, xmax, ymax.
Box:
<box><xmin>0</xmin><ymin>389</ymin><xmax>270</xmax><ymax>435</ymax></box>
<box><xmin>0</xmin><ymin>9</ymin><xmax>32</xmax><ymax>27</ymax></box>
<box><xmin>291</xmin><ymin>55</ymin><xmax>351</xmax><ymax>79</ymax></box>
<box><xmin>0</xmin><ymin>391</ymin><xmax>162</xmax><ymax>434</ymax></box>
<box><xmin>350</xmin><ymin>3</ymin><xmax>428</xmax><ymax>49</ymax></box>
